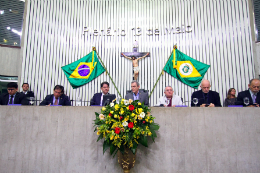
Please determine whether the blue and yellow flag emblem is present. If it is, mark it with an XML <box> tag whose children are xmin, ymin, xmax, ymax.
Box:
<box><xmin>62</xmin><ymin>50</ymin><xmax>105</xmax><ymax>89</ymax></box>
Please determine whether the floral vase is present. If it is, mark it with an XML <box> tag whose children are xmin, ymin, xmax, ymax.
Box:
<box><xmin>117</xmin><ymin>147</ymin><xmax>137</xmax><ymax>173</ymax></box>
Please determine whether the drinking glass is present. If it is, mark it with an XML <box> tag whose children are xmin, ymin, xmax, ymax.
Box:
<box><xmin>243</xmin><ymin>97</ymin><xmax>249</xmax><ymax>106</ymax></box>
<box><xmin>193</xmin><ymin>98</ymin><xmax>198</xmax><ymax>107</ymax></box>
<box><xmin>76</xmin><ymin>97</ymin><xmax>82</xmax><ymax>106</ymax></box>
<box><xmin>29</xmin><ymin>97</ymin><xmax>34</xmax><ymax>105</ymax></box>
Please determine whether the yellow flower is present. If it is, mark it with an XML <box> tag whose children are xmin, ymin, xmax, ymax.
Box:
<box><xmin>126</xmin><ymin>107</ymin><xmax>129</xmax><ymax>110</ymax></box>
<box><xmin>129</xmin><ymin>99</ymin><xmax>133</xmax><ymax>104</ymax></box>
<box><xmin>115</xmin><ymin>104</ymin><xmax>119</xmax><ymax>110</ymax></box>
<box><xmin>138</xmin><ymin>108</ymin><xmax>143</xmax><ymax>114</ymax></box>
<box><xmin>110</xmin><ymin>111</ymin><xmax>114</xmax><ymax>114</ymax></box>
<box><xmin>138</xmin><ymin>102</ymin><xmax>141</xmax><ymax>105</ymax></box>
<box><xmin>148</xmin><ymin>132</ymin><xmax>152</xmax><ymax>136</ymax></box>
<box><xmin>114</xmin><ymin>114</ymin><xmax>118</xmax><ymax>118</ymax></box>
<box><xmin>97</xmin><ymin>131</ymin><xmax>101</xmax><ymax>135</ymax></box>
<box><xmin>138</xmin><ymin>115</ymin><xmax>142</xmax><ymax>120</ymax></box>
<box><xmin>146</xmin><ymin>126</ymin><xmax>149</xmax><ymax>130</ymax></box>
<box><xmin>114</xmin><ymin>136</ymin><xmax>118</xmax><ymax>140</ymax></box>
<box><xmin>120</xmin><ymin>108</ymin><xmax>124</xmax><ymax>115</ymax></box>
<box><xmin>150</xmin><ymin>120</ymin><xmax>153</xmax><ymax>123</ymax></box>
<box><xmin>102</xmin><ymin>107</ymin><xmax>106</xmax><ymax>111</ymax></box>
<box><xmin>131</xmin><ymin>113</ymin><xmax>135</xmax><ymax>117</ymax></box>
<box><xmin>142</xmin><ymin>131</ymin><xmax>145</xmax><ymax>134</ymax></box>
<box><xmin>110</xmin><ymin>135</ymin><xmax>114</xmax><ymax>140</ymax></box>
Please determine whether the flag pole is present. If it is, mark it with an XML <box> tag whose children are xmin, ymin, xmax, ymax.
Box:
<box><xmin>93</xmin><ymin>47</ymin><xmax>122</xmax><ymax>98</ymax></box>
<box><xmin>149</xmin><ymin>45</ymin><xmax>177</xmax><ymax>98</ymax></box>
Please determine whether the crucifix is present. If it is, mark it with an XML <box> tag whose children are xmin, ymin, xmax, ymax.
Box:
<box><xmin>121</xmin><ymin>41</ymin><xmax>150</xmax><ymax>81</ymax></box>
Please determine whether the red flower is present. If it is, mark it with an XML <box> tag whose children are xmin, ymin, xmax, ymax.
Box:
<box><xmin>109</xmin><ymin>113</ymin><xmax>112</xmax><ymax>116</ymax></box>
<box><xmin>128</xmin><ymin>122</ymin><xmax>134</xmax><ymax>128</ymax></box>
<box><xmin>115</xmin><ymin>127</ymin><xmax>120</xmax><ymax>134</ymax></box>
<box><xmin>129</xmin><ymin>105</ymin><xmax>135</xmax><ymax>111</ymax></box>
<box><xmin>120</xmin><ymin>116</ymin><xmax>123</xmax><ymax>120</ymax></box>
<box><xmin>143</xmin><ymin>121</ymin><xmax>146</xmax><ymax>124</ymax></box>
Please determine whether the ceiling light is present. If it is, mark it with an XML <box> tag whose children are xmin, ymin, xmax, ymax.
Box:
<box><xmin>9</xmin><ymin>9</ymin><xmax>12</xmax><ymax>12</ymax></box>
<box><xmin>0</xmin><ymin>10</ymin><xmax>4</xmax><ymax>14</ymax></box>
<box><xmin>7</xmin><ymin>27</ymin><xmax>11</xmax><ymax>30</ymax></box>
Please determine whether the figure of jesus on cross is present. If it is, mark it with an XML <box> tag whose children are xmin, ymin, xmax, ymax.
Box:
<box><xmin>121</xmin><ymin>41</ymin><xmax>150</xmax><ymax>81</ymax></box>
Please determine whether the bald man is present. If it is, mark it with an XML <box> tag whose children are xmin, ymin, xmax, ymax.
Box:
<box><xmin>191</xmin><ymin>80</ymin><xmax>222</xmax><ymax>107</ymax></box>
<box><xmin>236</xmin><ymin>79</ymin><xmax>260</xmax><ymax>107</ymax></box>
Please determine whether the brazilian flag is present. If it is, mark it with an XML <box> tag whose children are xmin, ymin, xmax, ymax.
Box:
<box><xmin>62</xmin><ymin>50</ymin><xmax>105</xmax><ymax>89</ymax></box>
<box><xmin>163</xmin><ymin>48</ymin><xmax>210</xmax><ymax>89</ymax></box>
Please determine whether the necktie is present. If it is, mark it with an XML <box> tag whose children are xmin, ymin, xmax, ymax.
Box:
<box><xmin>167</xmin><ymin>99</ymin><xmax>172</xmax><ymax>107</ymax></box>
<box><xmin>54</xmin><ymin>98</ymin><xmax>58</xmax><ymax>105</ymax></box>
<box><xmin>252</xmin><ymin>94</ymin><xmax>256</xmax><ymax>103</ymax></box>
<box><xmin>9</xmin><ymin>95</ymin><xmax>14</xmax><ymax>104</ymax></box>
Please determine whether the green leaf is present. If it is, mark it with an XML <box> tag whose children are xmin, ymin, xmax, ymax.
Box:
<box><xmin>110</xmin><ymin>144</ymin><xmax>117</xmax><ymax>155</ymax></box>
<box><xmin>112</xmin><ymin>148</ymin><xmax>118</xmax><ymax>158</ymax></box>
<box><xmin>103</xmin><ymin>140</ymin><xmax>110</xmax><ymax>154</ymax></box>
<box><xmin>97</xmin><ymin>134</ymin><xmax>103</xmax><ymax>142</ymax></box>
<box><xmin>139</xmin><ymin>135</ymin><xmax>148</xmax><ymax>147</ymax></box>
<box><xmin>150</xmin><ymin>123</ymin><xmax>160</xmax><ymax>131</ymax></box>
<box><xmin>131</xmin><ymin>141</ymin><xmax>138</xmax><ymax>154</ymax></box>
<box><xmin>118</xmin><ymin>145</ymin><xmax>125</xmax><ymax>155</ymax></box>
<box><xmin>95</xmin><ymin>112</ymin><xmax>100</xmax><ymax>116</ymax></box>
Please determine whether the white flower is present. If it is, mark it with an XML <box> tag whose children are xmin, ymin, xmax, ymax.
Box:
<box><xmin>110</xmin><ymin>102</ymin><xmax>114</xmax><ymax>107</ymax></box>
<box><xmin>124</xmin><ymin>100</ymin><xmax>129</xmax><ymax>105</ymax></box>
<box><xmin>99</xmin><ymin>114</ymin><xmax>105</xmax><ymax>120</ymax></box>
<box><xmin>122</xmin><ymin>121</ymin><xmax>128</xmax><ymax>127</ymax></box>
<box><xmin>140</xmin><ymin>112</ymin><xmax>145</xmax><ymax>118</ymax></box>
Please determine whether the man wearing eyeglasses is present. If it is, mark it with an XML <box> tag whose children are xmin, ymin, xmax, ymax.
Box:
<box><xmin>236</xmin><ymin>79</ymin><xmax>260</xmax><ymax>107</ymax></box>
<box><xmin>40</xmin><ymin>85</ymin><xmax>71</xmax><ymax>106</ymax></box>
<box><xmin>191</xmin><ymin>79</ymin><xmax>222</xmax><ymax>107</ymax></box>
<box><xmin>0</xmin><ymin>82</ymin><xmax>29</xmax><ymax>105</ymax></box>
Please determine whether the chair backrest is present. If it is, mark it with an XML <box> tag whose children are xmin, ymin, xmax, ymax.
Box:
<box><xmin>126</xmin><ymin>89</ymin><xmax>149</xmax><ymax>94</ymax></box>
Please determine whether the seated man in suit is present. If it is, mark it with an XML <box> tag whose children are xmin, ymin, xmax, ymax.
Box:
<box><xmin>0</xmin><ymin>82</ymin><xmax>29</xmax><ymax>105</ymax></box>
<box><xmin>90</xmin><ymin>81</ymin><xmax>113</xmax><ymax>106</ymax></box>
<box><xmin>236</xmin><ymin>79</ymin><xmax>260</xmax><ymax>107</ymax></box>
<box><xmin>156</xmin><ymin>86</ymin><xmax>183</xmax><ymax>107</ymax></box>
<box><xmin>21</xmin><ymin>83</ymin><xmax>35</xmax><ymax>97</ymax></box>
<box><xmin>191</xmin><ymin>79</ymin><xmax>222</xmax><ymax>107</ymax></box>
<box><xmin>125</xmin><ymin>81</ymin><xmax>149</xmax><ymax>106</ymax></box>
<box><xmin>40</xmin><ymin>85</ymin><xmax>71</xmax><ymax>106</ymax></box>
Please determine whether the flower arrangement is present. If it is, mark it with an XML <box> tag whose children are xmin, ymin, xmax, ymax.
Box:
<box><xmin>94</xmin><ymin>99</ymin><xmax>160</xmax><ymax>156</ymax></box>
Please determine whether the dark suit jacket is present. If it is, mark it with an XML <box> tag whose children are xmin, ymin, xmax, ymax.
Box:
<box><xmin>125</xmin><ymin>91</ymin><xmax>149</xmax><ymax>106</ymax></box>
<box><xmin>191</xmin><ymin>90</ymin><xmax>222</xmax><ymax>107</ymax></box>
<box><xmin>236</xmin><ymin>90</ymin><xmax>260</xmax><ymax>106</ymax></box>
<box><xmin>21</xmin><ymin>91</ymin><xmax>35</xmax><ymax>97</ymax></box>
<box><xmin>0</xmin><ymin>92</ymin><xmax>29</xmax><ymax>105</ymax></box>
<box><xmin>40</xmin><ymin>94</ymin><xmax>71</xmax><ymax>106</ymax></box>
<box><xmin>90</xmin><ymin>93</ymin><xmax>102</xmax><ymax>106</ymax></box>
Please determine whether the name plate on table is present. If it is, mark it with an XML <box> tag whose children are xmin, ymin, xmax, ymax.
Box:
<box><xmin>228</xmin><ymin>105</ymin><xmax>243</xmax><ymax>107</ymax></box>
<box><xmin>175</xmin><ymin>105</ymin><xmax>188</xmax><ymax>107</ymax></box>
<box><xmin>8</xmin><ymin>104</ymin><xmax>22</xmax><ymax>106</ymax></box>
<box><xmin>50</xmin><ymin>105</ymin><xmax>62</xmax><ymax>106</ymax></box>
